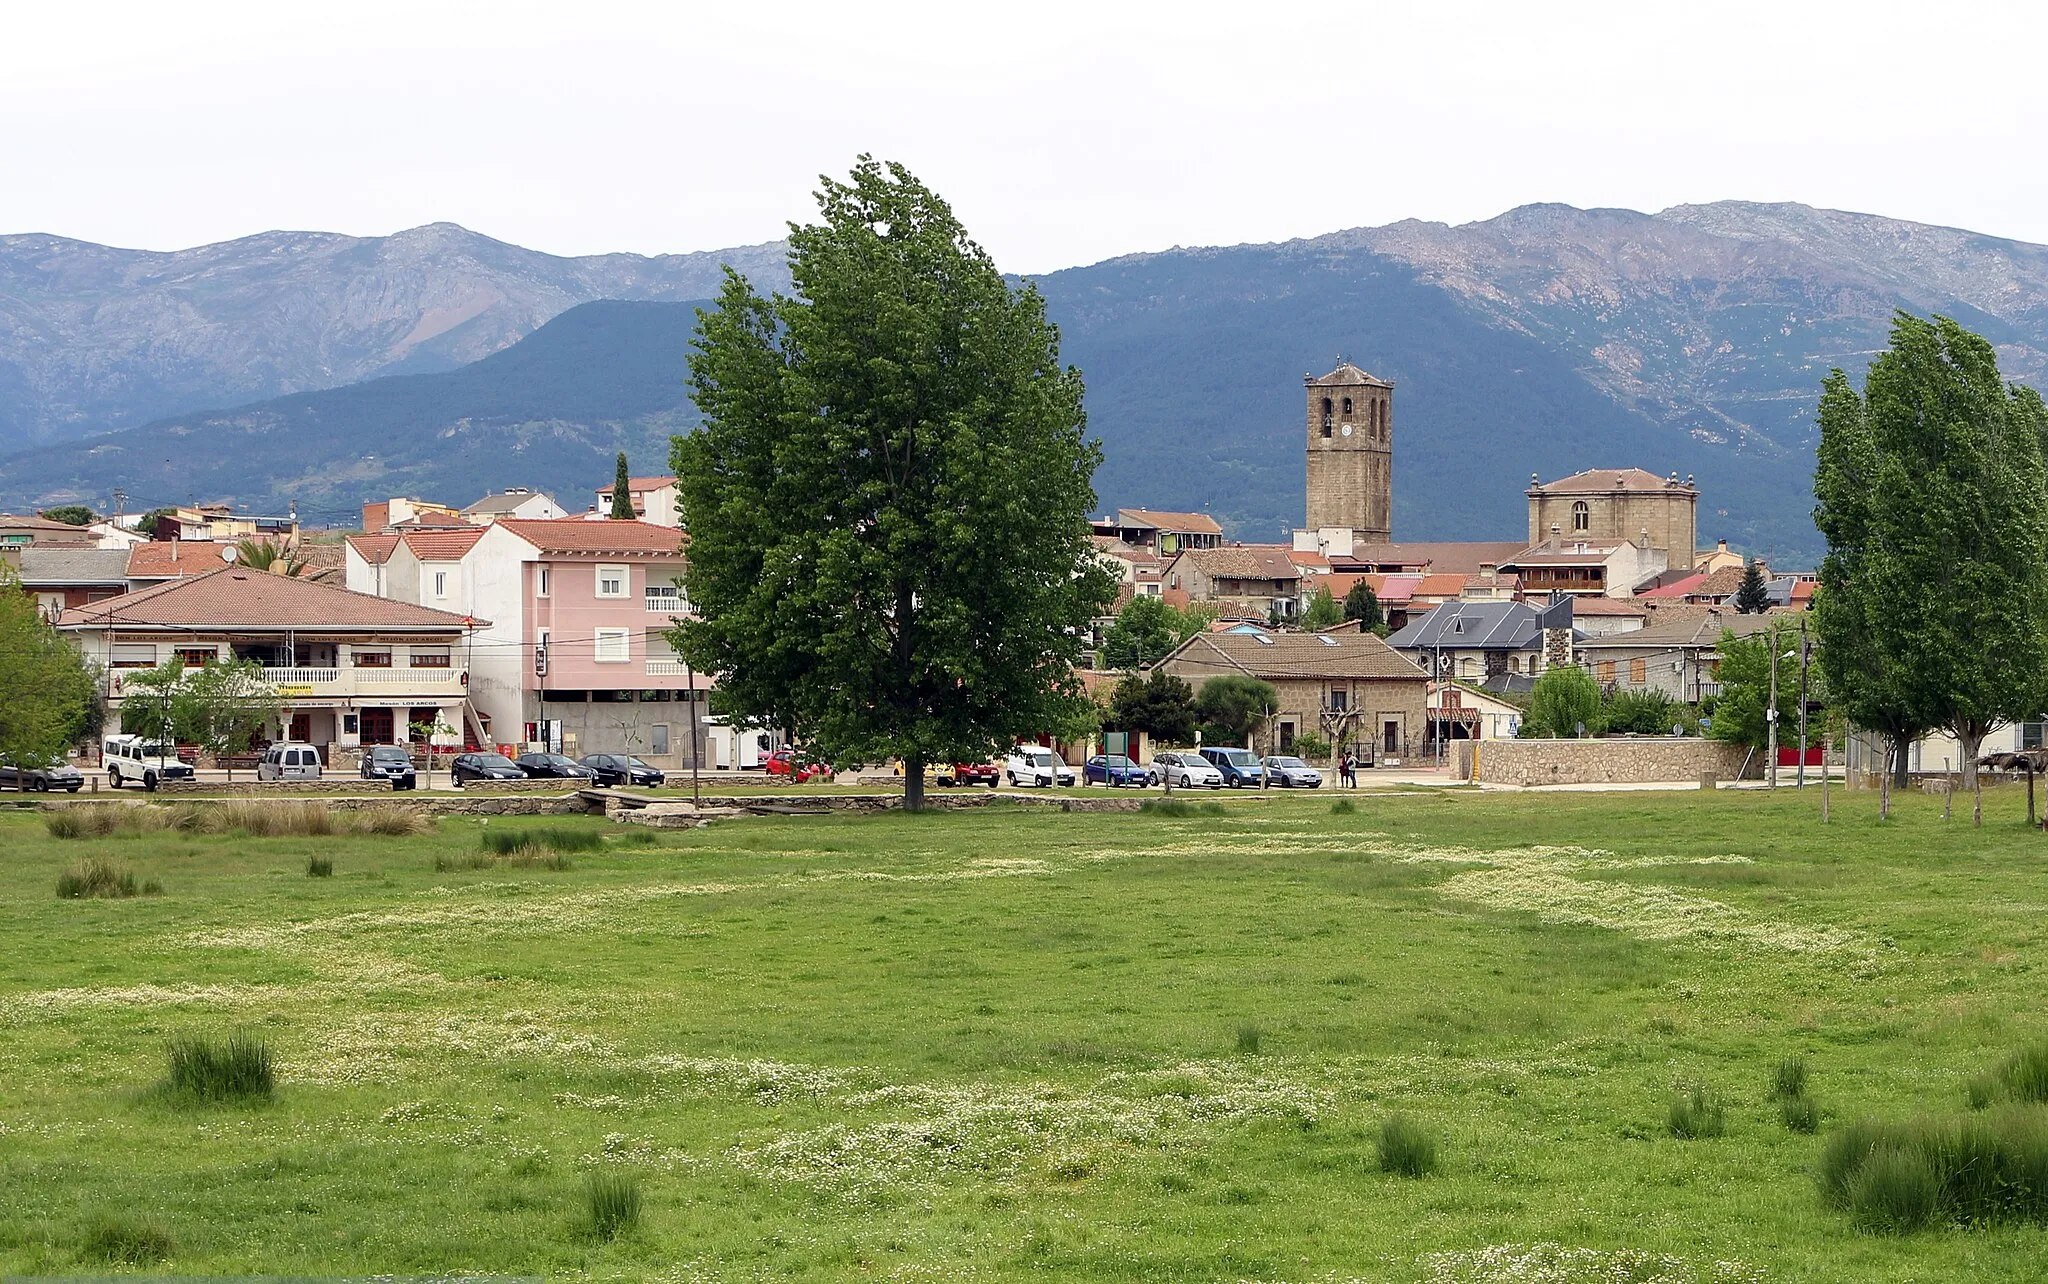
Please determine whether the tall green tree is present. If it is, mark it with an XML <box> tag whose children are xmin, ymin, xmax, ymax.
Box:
<box><xmin>0</xmin><ymin>577</ymin><xmax>97</xmax><ymax>785</ymax></box>
<box><xmin>182</xmin><ymin>661</ymin><xmax>283</xmax><ymax>783</ymax></box>
<box><xmin>609</xmin><ymin>452</ymin><xmax>634</xmax><ymax>520</ymax></box>
<box><xmin>669</xmin><ymin>158</ymin><xmax>1113</xmax><ymax>809</ymax></box>
<box><xmin>1524</xmin><ymin>666</ymin><xmax>1601</xmax><ymax>738</ymax></box>
<box><xmin>118</xmin><ymin>659</ymin><xmax>192</xmax><ymax>741</ymax></box>
<box><xmin>1732</xmin><ymin>561</ymin><xmax>1770</xmax><ymax>613</ymax></box>
<box><xmin>1301</xmin><ymin>585</ymin><xmax>1345</xmax><ymax>631</ymax></box>
<box><xmin>1108</xmin><ymin>669</ymin><xmax>1198</xmax><ymax>746</ymax></box>
<box><xmin>1708</xmin><ymin>623</ymin><xmax>1805</xmax><ymax>750</ymax></box>
<box><xmin>1343</xmin><ymin>580</ymin><xmax>1385</xmax><ymax>633</ymax></box>
<box><xmin>1192</xmin><ymin>674</ymin><xmax>1278</xmax><ymax>747</ymax></box>
<box><xmin>1816</xmin><ymin>313</ymin><xmax>2048</xmax><ymax>804</ymax></box>
<box><xmin>1813</xmin><ymin>372</ymin><xmax>1924</xmax><ymax>795</ymax></box>
<box><xmin>39</xmin><ymin>505</ymin><xmax>94</xmax><ymax>526</ymax></box>
<box><xmin>1102</xmin><ymin>595</ymin><xmax>1179</xmax><ymax>669</ymax></box>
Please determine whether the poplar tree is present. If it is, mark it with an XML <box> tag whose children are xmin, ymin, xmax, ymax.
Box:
<box><xmin>670</xmin><ymin>158</ymin><xmax>1113</xmax><ymax>809</ymax></box>
<box><xmin>609</xmin><ymin>453</ymin><xmax>634</xmax><ymax>520</ymax></box>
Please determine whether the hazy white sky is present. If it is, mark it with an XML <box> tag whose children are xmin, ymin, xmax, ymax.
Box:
<box><xmin>6</xmin><ymin>0</ymin><xmax>2045</xmax><ymax>273</ymax></box>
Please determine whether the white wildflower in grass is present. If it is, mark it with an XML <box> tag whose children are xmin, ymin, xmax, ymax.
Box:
<box><xmin>635</xmin><ymin>1054</ymin><xmax>860</xmax><ymax>1103</ymax></box>
<box><xmin>581</xmin><ymin>1131</ymin><xmax>697</xmax><ymax>1171</ymax></box>
<box><xmin>1</xmin><ymin>981</ymin><xmax>282</xmax><ymax>1015</ymax></box>
<box><xmin>1422</xmin><ymin>1243</ymin><xmax>1767</xmax><ymax>1284</ymax></box>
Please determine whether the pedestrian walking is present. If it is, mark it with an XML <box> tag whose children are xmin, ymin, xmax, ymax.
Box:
<box><xmin>1338</xmin><ymin>751</ymin><xmax>1355</xmax><ymax>788</ymax></box>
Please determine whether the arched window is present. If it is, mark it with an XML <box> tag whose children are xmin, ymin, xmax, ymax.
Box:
<box><xmin>1342</xmin><ymin>397</ymin><xmax>1353</xmax><ymax>415</ymax></box>
<box><xmin>1572</xmin><ymin>501</ymin><xmax>1590</xmax><ymax>532</ymax></box>
<box><xmin>1320</xmin><ymin>397</ymin><xmax>1333</xmax><ymax>437</ymax></box>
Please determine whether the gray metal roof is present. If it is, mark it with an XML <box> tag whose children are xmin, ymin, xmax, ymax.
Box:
<box><xmin>1385</xmin><ymin>598</ymin><xmax>1572</xmax><ymax>652</ymax></box>
<box><xmin>11</xmin><ymin>546</ymin><xmax>132</xmax><ymax>586</ymax></box>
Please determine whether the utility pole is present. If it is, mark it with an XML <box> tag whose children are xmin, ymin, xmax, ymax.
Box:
<box><xmin>685</xmin><ymin>661</ymin><xmax>702</xmax><ymax>806</ymax></box>
<box><xmin>1796</xmin><ymin>615</ymin><xmax>1811</xmax><ymax>789</ymax></box>
<box><xmin>1767</xmin><ymin>632</ymin><xmax>1780</xmax><ymax>791</ymax></box>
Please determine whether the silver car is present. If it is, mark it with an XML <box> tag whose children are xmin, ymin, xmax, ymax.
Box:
<box><xmin>1148</xmin><ymin>752</ymin><xmax>1224</xmax><ymax>788</ymax></box>
<box><xmin>1262</xmin><ymin>755</ymin><xmax>1324</xmax><ymax>788</ymax></box>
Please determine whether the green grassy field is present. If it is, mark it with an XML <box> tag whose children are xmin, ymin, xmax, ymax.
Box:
<box><xmin>3</xmin><ymin>785</ymin><xmax>2046</xmax><ymax>1281</ymax></box>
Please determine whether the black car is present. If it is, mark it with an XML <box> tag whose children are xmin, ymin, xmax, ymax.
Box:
<box><xmin>580</xmin><ymin>753</ymin><xmax>666</xmax><ymax>788</ymax></box>
<box><xmin>358</xmin><ymin>745</ymin><xmax>418</xmax><ymax>790</ymax></box>
<box><xmin>514</xmin><ymin>752</ymin><xmax>597</xmax><ymax>782</ymax></box>
<box><xmin>0</xmin><ymin>755</ymin><xmax>85</xmax><ymax>792</ymax></box>
<box><xmin>449</xmin><ymin>752</ymin><xmax>528</xmax><ymax>784</ymax></box>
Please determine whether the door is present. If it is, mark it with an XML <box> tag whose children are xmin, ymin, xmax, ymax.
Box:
<box><xmin>361</xmin><ymin>708</ymin><xmax>395</xmax><ymax>744</ymax></box>
<box><xmin>290</xmin><ymin>714</ymin><xmax>312</xmax><ymax>743</ymax></box>
<box><xmin>1383</xmin><ymin>720</ymin><xmax>1400</xmax><ymax>755</ymax></box>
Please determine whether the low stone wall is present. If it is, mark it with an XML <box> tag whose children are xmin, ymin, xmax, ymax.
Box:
<box><xmin>159</xmin><ymin>779</ymin><xmax>399</xmax><ymax>796</ymax></box>
<box><xmin>1459</xmin><ymin>737</ymin><xmax>1749</xmax><ymax>787</ymax></box>
<box><xmin>42</xmin><ymin>794</ymin><xmax>585</xmax><ymax>817</ymax></box>
<box><xmin>456</xmin><ymin>778</ymin><xmax>579</xmax><ymax>793</ymax></box>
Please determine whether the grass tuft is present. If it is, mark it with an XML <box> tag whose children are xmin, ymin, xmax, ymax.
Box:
<box><xmin>1772</xmin><ymin>1055</ymin><xmax>1809</xmax><ymax>1101</ymax></box>
<box><xmin>1972</xmin><ymin>1042</ymin><xmax>2048</xmax><ymax>1108</ymax></box>
<box><xmin>79</xmin><ymin>1213</ymin><xmax>175</xmax><ymax>1264</ymax></box>
<box><xmin>56</xmin><ymin>857</ymin><xmax>139</xmax><ymax>899</ymax></box>
<box><xmin>306</xmin><ymin>854</ymin><xmax>333</xmax><ymax>878</ymax></box>
<box><xmin>47</xmin><ymin>802</ymin><xmax>430</xmax><ymax>840</ymax></box>
<box><xmin>1234</xmin><ymin>1023</ymin><xmax>1262</xmax><ymax>1055</ymax></box>
<box><xmin>479</xmin><ymin>826</ymin><xmax>603</xmax><ymax>857</ymax></box>
<box><xmin>1667</xmin><ymin>1083</ymin><xmax>1725</xmax><ymax>1139</ymax></box>
<box><xmin>1329</xmin><ymin>799</ymin><xmax>1356</xmax><ymax>815</ymax></box>
<box><xmin>584</xmin><ymin>1171</ymin><xmax>641</xmax><ymax>1240</ymax></box>
<box><xmin>1821</xmin><ymin>1106</ymin><xmax>2048</xmax><ymax>1231</ymax></box>
<box><xmin>164</xmin><ymin>1031</ymin><xmax>274</xmax><ymax>1103</ymax></box>
<box><xmin>1846</xmin><ymin>1145</ymin><xmax>1942</xmax><ymax>1233</ymax></box>
<box><xmin>1781</xmin><ymin>1095</ymin><xmax>1821</xmax><ymax>1133</ymax></box>
<box><xmin>1378</xmin><ymin>1113</ymin><xmax>1439</xmax><ymax>1177</ymax></box>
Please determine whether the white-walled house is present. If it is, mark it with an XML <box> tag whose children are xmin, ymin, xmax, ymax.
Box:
<box><xmin>462</xmin><ymin>489</ymin><xmax>564</xmax><ymax>523</ymax></box>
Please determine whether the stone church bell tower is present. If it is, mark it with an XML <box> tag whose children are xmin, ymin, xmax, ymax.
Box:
<box><xmin>1304</xmin><ymin>361</ymin><xmax>1392</xmax><ymax>540</ymax></box>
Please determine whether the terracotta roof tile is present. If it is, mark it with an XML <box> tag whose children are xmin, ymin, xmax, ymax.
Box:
<box><xmin>1566</xmin><ymin>596</ymin><xmax>1650</xmax><ymax>616</ymax></box>
<box><xmin>55</xmin><ymin>567</ymin><xmax>487</xmax><ymax>630</ymax></box>
<box><xmin>1165</xmin><ymin>629</ymin><xmax>1427</xmax><ymax>681</ymax></box>
<box><xmin>1344</xmin><ymin>541</ymin><xmax>1525</xmax><ymax>574</ymax></box>
<box><xmin>346</xmin><ymin>535</ymin><xmax>402</xmax><ymax>566</ymax></box>
<box><xmin>127</xmin><ymin>541</ymin><xmax>242</xmax><ymax>579</ymax></box>
<box><xmin>497</xmin><ymin>519</ymin><xmax>686</xmax><ymax>556</ymax></box>
<box><xmin>1529</xmin><ymin>468</ymin><xmax>1693</xmax><ymax>494</ymax></box>
<box><xmin>1174</xmin><ymin>546</ymin><xmax>1301</xmax><ymax>580</ymax></box>
<box><xmin>399</xmin><ymin>529</ymin><xmax>487</xmax><ymax>560</ymax></box>
<box><xmin>1117</xmin><ymin>509</ymin><xmax>1225</xmax><ymax>536</ymax></box>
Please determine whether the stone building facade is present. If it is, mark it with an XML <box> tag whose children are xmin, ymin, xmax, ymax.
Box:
<box><xmin>1157</xmin><ymin>627</ymin><xmax>1429</xmax><ymax>765</ymax></box>
<box><xmin>1305</xmin><ymin>362</ymin><xmax>1393</xmax><ymax>540</ymax></box>
<box><xmin>1526</xmin><ymin>469</ymin><xmax>1699</xmax><ymax>565</ymax></box>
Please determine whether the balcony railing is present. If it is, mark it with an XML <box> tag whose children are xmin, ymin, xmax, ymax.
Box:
<box><xmin>253</xmin><ymin>666</ymin><xmax>468</xmax><ymax>697</ymax></box>
<box><xmin>645</xmin><ymin>659</ymin><xmax>688</xmax><ymax>676</ymax></box>
<box><xmin>646</xmin><ymin>593</ymin><xmax>685</xmax><ymax>614</ymax></box>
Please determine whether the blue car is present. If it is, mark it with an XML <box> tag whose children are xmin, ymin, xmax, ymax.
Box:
<box><xmin>1083</xmin><ymin>754</ymin><xmax>1150</xmax><ymax>787</ymax></box>
<box><xmin>1199</xmin><ymin>746</ymin><xmax>1269</xmax><ymax>787</ymax></box>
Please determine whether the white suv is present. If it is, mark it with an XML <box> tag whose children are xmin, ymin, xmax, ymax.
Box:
<box><xmin>102</xmin><ymin>735</ymin><xmax>196</xmax><ymax>791</ymax></box>
<box><xmin>1004</xmin><ymin>747</ymin><xmax>1075</xmax><ymax>787</ymax></box>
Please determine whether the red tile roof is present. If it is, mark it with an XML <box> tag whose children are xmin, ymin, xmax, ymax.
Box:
<box><xmin>1173</xmin><ymin>546</ymin><xmax>1301</xmax><ymax>581</ymax></box>
<box><xmin>1344</xmin><ymin>541</ymin><xmax>1526</xmax><ymax>574</ymax></box>
<box><xmin>497</xmin><ymin>519</ymin><xmax>686</xmax><ymax>556</ymax></box>
<box><xmin>398</xmin><ymin>529</ymin><xmax>487</xmax><ymax>561</ymax></box>
<box><xmin>346</xmin><ymin>534</ymin><xmax>402</xmax><ymax>566</ymax></box>
<box><xmin>391</xmin><ymin>511</ymin><xmax>471</xmax><ymax>528</ymax></box>
<box><xmin>594</xmin><ymin>477</ymin><xmax>677</xmax><ymax>494</ymax></box>
<box><xmin>1117</xmin><ymin>508</ymin><xmax>1225</xmax><ymax>536</ymax></box>
<box><xmin>1567</xmin><ymin>596</ymin><xmax>1650</xmax><ymax>616</ymax></box>
<box><xmin>1637</xmin><ymin>572</ymin><xmax>1708</xmax><ymax>600</ymax></box>
<box><xmin>55</xmin><ymin>567</ymin><xmax>487</xmax><ymax>630</ymax></box>
<box><xmin>1529</xmin><ymin>468</ymin><xmax>1694</xmax><ymax>494</ymax></box>
<box><xmin>127</xmin><ymin>541</ymin><xmax>242</xmax><ymax>579</ymax></box>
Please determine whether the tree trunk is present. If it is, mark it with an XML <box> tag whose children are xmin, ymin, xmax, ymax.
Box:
<box><xmin>903</xmin><ymin>750</ymin><xmax>925</xmax><ymax>813</ymax></box>
<box><xmin>2028</xmin><ymin>767</ymin><xmax>2036</xmax><ymax>828</ymax></box>
<box><xmin>1956</xmin><ymin>724</ymin><xmax>1987</xmax><ymax>827</ymax></box>
<box><xmin>1892</xmin><ymin>735</ymin><xmax>1912</xmax><ymax>789</ymax></box>
<box><xmin>1880</xmin><ymin>741</ymin><xmax>1893</xmax><ymax>821</ymax></box>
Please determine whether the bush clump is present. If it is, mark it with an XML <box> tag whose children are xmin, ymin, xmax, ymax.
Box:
<box><xmin>56</xmin><ymin>858</ymin><xmax>142</xmax><ymax>899</ymax></box>
<box><xmin>1772</xmin><ymin>1055</ymin><xmax>1809</xmax><ymax>1101</ymax></box>
<box><xmin>1970</xmin><ymin>1042</ymin><xmax>2048</xmax><ymax>1109</ymax></box>
<box><xmin>46</xmin><ymin>802</ymin><xmax>429</xmax><ymax>839</ymax></box>
<box><xmin>306</xmin><ymin>854</ymin><xmax>333</xmax><ymax>878</ymax></box>
<box><xmin>1234</xmin><ymin>1023</ymin><xmax>1262</xmax><ymax>1055</ymax></box>
<box><xmin>1378</xmin><ymin>1113</ymin><xmax>1439</xmax><ymax>1177</ymax></box>
<box><xmin>1330</xmin><ymin>799</ymin><xmax>1356</xmax><ymax>815</ymax></box>
<box><xmin>1821</xmin><ymin>1107</ymin><xmax>2048</xmax><ymax>1232</ymax></box>
<box><xmin>79</xmin><ymin>1213</ymin><xmax>175</xmax><ymax>1264</ymax></box>
<box><xmin>164</xmin><ymin>1031</ymin><xmax>274</xmax><ymax>1103</ymax></box>
<box><xmin>1667</xmin><ymin>1083</ymin><xmax>1725</xmax><ymax>1139</ymax></box>
<box><xmin>1139</xmin><ymin>798</ymin><xmax>1224</xmax><ymax>817</ymax></box>
<box><xmin>584</xmin><ymin>1171</ymin><xmax>641</xmax><ymax>1240</ymax></box>
<box><xmin>478</xmin><ymin>826</ymin><xmax>603</xmax><ymax>856</ymax></box>
<box><xmin>1781</xmin><ymin>1094</ymin><xmax>1821</xmax><ymax>1134</ymax></box>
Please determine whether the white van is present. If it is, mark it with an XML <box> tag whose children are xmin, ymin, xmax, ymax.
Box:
<box><xmin>1004</xmin><ymin>746</ymin><xmax>1075</xmax><ymax>788</ymax></box>
<box><xmin>102</xmin><ymin>734</ymin><xmax>196</xmax><ymax>791</ymax></box>
<box><xmin>257</xmin><ymin>742</ymin><xmax>324</xmax><ymax>781</ymax></box>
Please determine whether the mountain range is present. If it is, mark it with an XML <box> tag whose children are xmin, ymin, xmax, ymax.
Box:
<box><xmin>9</xmin><ymin>202</ymin><xmax>2048</xmax><ymax>562</ymax></box>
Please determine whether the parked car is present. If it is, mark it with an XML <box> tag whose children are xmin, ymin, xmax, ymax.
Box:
<box><xmin>1004</xmin><ymin>747</ymin><xmax>1075</xmax><ymax>788</ymax></box>
<box><xmin>1083</xmin><ymin>754</ymin><xmax>1150</xmax><ymax>787</ymax></box>
<box><xmin>765</xmin><ymin>748</ymin><xmax>834</xmax><ymax>783</ymax></box>
<box><xmin>449</xmin><ymin>752</ymin><xmax>528</xmax><ymax>784</ymax></box>
<box><xmin>102</xmin><ymin>734</ymin><xmax>195</xmax><ymax>791</ymax></box>
<box><xmin>257</xmin><ymin>742</ymin><xmax>324</xmax><ymax>782</ymax></box>
<box><xmin>1148</xmin><ymin>751</ymin><xmax>1223</xmax><ymax>789</ymax></box>
<box><xmin>514</xmin><ymin>752</ymin><xmax>597</xmax><ymax>781</ymax></box>
<box><xmin>581</xmin><ymin>753</ymin><xmax>666</xmax><ymax>788</ymax></box>
<box><xmin>359</xmin><ymin>744</ymin><xmax>418</xmax><ymax>790</ymax></box>
<box><xmin>1198</xmin><ymin>746</ymin><xmax>1268</xmax><ymax>788</ymax></box>
<box><xmin>1262</xmin><ymin>755</ymin><xmax>1324</xmax><ymax>788</ymax></box>
<box><xmin>0</xmin><ymin>754</ymin><xmax>85</xmax><ymax>792</ymax></box>
<box><xmin>950</xmin><ymin>760</ymin><xmax>1001</xmax><ymax>787</ymax></box>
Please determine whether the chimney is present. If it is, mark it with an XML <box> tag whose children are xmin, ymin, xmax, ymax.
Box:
<box><xmin>1717</xmin><ymin>538</ymin><xmax>1728</xmax><ymax>553</ymax></box>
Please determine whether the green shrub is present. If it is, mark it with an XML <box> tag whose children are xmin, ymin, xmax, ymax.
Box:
<box><xmin>56</xmin><ymin>858</ymin><xmax>138</xmax><ymax>899</ymax></box>
<box><xmin>1820</xmin><ymin>1106</ymin><xmax>2048</xmax><ymax>1231</ymax></box>
<box><xmin>1974</xmin><ymin>1042</ymin><xmax>2048</xmax><ymax>1107</ymax></box>
<box><xmin>79</xmin><ymin>1213</ymin><xmax>175</xmax><ymax>1264</ymax></box>
<box><xmin>1141</xmin><ymin>799</ymin><xmax>1194</xmax><ymax>817</ymax></box>
<box><xmin>584</xmin><ymin>1171</ymin><xmax>641</xmax><ymax>1240</ymax></box>
<box><xmin>1781</xmin><ymin>1095</ymin><xmax>1821</xmax><ymax>1133</ymax></box>
<box><xmin>306</xmin><ymin>855</ymin><xmax>333</xmax><ymax>878</ymax></box>
<box><xmin>1667</xmin><ymin>1083</ymin><xmax>1725</xmax><ymax>1139</ymax></box>
<box><xmin>1234</xmin><ymin>1024</ymin><xmax>1262</xmax><ymax>1055</ymax></box>
<box><xmin>1290</xmin><ymin>732</ymin><xmax>1332</xmax><ymax>762</ymax></box>
<box><xmin>164</xmin><ymin>1031</ymin><xmax>274</xmax><ymax>1102</ymax></box>
<box><xmin>1378</xmin><ymin>1113</ymin><xmax>1438</xmax><ymax>1177</ymax></box>
<box><xmin>1773</xmin><ymin>1055</ymin><xmax>1809</xmax><ymax>1101</ymax></box>
<box><xmin>612</xmin><ymin>829</ymin><xmax>658</xmax><ymax>846</ymax></box>
<box><xmin>479</xmin><ymin>826</ymin><xmax>602</xmax><ymax>856</ymax></box>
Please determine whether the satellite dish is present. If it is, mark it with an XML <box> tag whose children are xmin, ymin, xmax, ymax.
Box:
<box><xmin>220</xmin><ymin>545</ymin><xmax>238</xmax><ymax>563</ymax></box>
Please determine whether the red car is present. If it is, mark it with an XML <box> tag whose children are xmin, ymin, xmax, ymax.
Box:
<box><xmin>764</xmin><ymin>748</ymin><xmax>834</xmax><ymax>783</ymax></box>
<box><xmin>949</xmin><ymin>761</ymin><xmax>1001</xmax><ymax>787</ymax></box>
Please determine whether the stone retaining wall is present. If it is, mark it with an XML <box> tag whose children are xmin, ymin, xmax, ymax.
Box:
<box><xmin>159</xmin><ymin>779</ymin><xmax>403</xmax><ymax>796</ymax></box>
<box><xmin>456</xmin><ymin>778</ymin><xmax>579</xmax><ymax>793</ymax></box>
<box><xmin>1458</xmin><ymin>737</ymin><xmax>1750</xmax><ymax>787</ymax></box>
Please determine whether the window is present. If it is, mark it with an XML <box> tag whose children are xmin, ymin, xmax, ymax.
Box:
<box><xmin>594</xmin><ymin>628</ymin><xmax>630</xmax><ymax>662</ymax></box>
<box><xmin>355</xmin><ymin>650</ymin><xmax>392</xmax><ymax>668</ymax></box>
<box><xmin>1572</xmin><ymin>501</ymin><xmax>1590</xmax><ymax>533</ymax></box>
<box><xmin>596</xmin><ymin>565</ymin><xmax>628</xmax><ymax>598</ymax></box>
<box><xmin>537</xmin><ymin>566</ymin><xmax>551</xmax><ymax>597</ymax></box>
<box><xmin>1342</xmin><ymin>397</ymin><xmax>1353</xmax><ymax>415</ymax></box>
<box><xmin>1629</xmin><ymin>657</ymin><xmax>1647</xmax><ymax>684</ymax></box>
<box><xmin>650</xmin><ymin>724</ymin><xmax>671</xmax><ymax>755</ymax></box>
<box><xmin>111</xmin><ymin>643</ymin><xmax>157</xmax><ymax>668</ymax></box>
<box><xmin>647</xmin><ymin>583</ymin><xmax>682</xmax><ymax>612</ymax></box>
<box><xmin>410</xmin><ymin>647</ymin><xmax>452</xmax><ymax>669</ymax></box>
<box><xmin>1320</xmin><ymin>397</ymin><xmax>1333</xmax><ymax>437</ymax></box>
<box><xmin>175</xmin><ymin>647</ymin><xmax>216</xmax><ymax>667</ymax></box>
<box><xmin>2025</xmin><ymin>722</ymin><xmax>2048</xmax><ymax>751</ymax></box>
<box><xmin>432</xmin><ymin>570</ymin><xmax>448</xmax><ymax>598</ymax></box>
<box><xmin>1598</xmin><ymin>660</ymin><xmax>1615</xmax><ymax>682</ymax></box>
<box><xmin>1329</xmin><ymin>689</ymin><xmax>1347</xmax><ymax>712</ymax></box>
